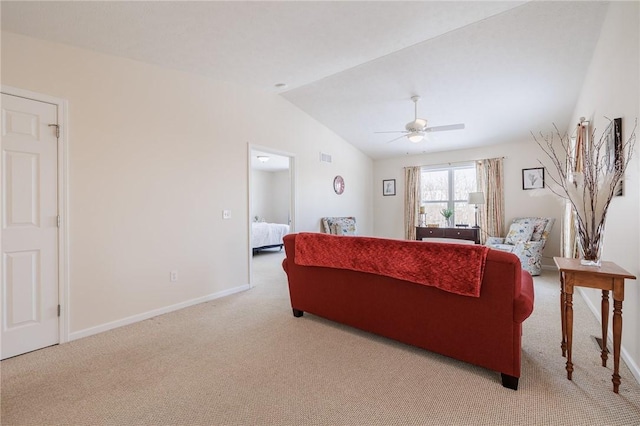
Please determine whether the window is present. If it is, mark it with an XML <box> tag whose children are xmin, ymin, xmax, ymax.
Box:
<box><xmin>420</xmin><ymin>164</ymin><xmax>477</xmax><ymax>226</ymax></box>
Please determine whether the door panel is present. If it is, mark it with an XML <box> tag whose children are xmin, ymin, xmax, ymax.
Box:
<box><xmin>4</xmin><ymin>150</ymin><xmax>40</xmax><ymax>227</ymax></box>
<box><xmin>1</xmin><ymin>93</ymin><xmax>59</xmax><ymax>359</ymax></box>
<box><xmin>4</xmin><ymin>250</ymin><xmax>40</xmax><ymax>327</ymax></box>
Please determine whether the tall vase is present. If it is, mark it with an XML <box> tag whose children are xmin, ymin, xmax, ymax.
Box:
<box><xmin>576</xmin><ymin>221</ymin><xmax>605</xmax><ymax>267</ymax></box>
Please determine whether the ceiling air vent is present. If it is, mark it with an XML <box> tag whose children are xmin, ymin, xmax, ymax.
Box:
<box><xmin>319</xmin><ymin>152</ymin><xmax>332</xmax><ymax>164</ymax></box>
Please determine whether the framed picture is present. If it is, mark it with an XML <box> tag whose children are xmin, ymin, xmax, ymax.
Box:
<box><xmin>522</xmin><ymin>168</ymin><xmax>544</xmax><ymax>190</ymax></box>
<box><xmin>382</xmin><ymin>179</ymin><xmax>396</xmax><ymax>196</ymax></box>
<box><xmin>605</xmin><ymin>117</ymin><xmax>623</xmax><ymax>196</ymax></box>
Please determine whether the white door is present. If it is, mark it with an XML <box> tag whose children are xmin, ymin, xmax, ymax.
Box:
<box><xmin>1</xmin><ymin>93</ymin><xmax>59</xmax><ymax>359</ymax></box>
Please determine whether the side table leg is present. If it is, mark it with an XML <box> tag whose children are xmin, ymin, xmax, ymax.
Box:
<box><xmin>560</xmin><ymin>273</ymin><xmax>566</xmax><ymax>357</ymax></box>
<box><xmin>612</xmin><ymin>300</ymin><xmax>623</xmax><ymax>393</ymax></box>
<box><xmin>601</xmin><ymin>290</ymin><xmax>609</xmax><ymax>367</ymax></box>
<box><xmin>565</xmin><ymin>291</ymin><xmax>574</xmax><ymax>380</ymax></box>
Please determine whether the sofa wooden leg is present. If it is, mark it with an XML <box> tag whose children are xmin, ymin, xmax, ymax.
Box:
<box><xmin>292</xmin><ymin>308</ymin><xmax>304</xmax><ymax>317</ymax></box>
<box><xmin>501</xmin><ymin>373</ymin><xmax>519</xmax><ymax>390</ymax></box>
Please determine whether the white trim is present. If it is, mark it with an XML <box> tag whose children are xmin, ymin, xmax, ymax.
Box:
<box><xmin>0</xmin><ymin>86</ymin><xmax>70</xmax><ymax>345</ymax></box>
<box><xmin>577</xmin><ymin>287</ymin><xmax>640</xmax><ymax>385</ymax></box>
<box><xmin>0</xmin><ymin>86</ymin><xmax>67</xmax><ymax>108</ymax></box>
<box><xmin>69</xmin><ymin>285</ymin><xmax>250</xmax><ymax>341</ymax></box>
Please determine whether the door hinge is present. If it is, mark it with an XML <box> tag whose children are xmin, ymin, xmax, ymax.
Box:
<box><xmin>57</xmin><ymin>215</ymin><xmax>61</xmax><ymax>228</ymax></box>
<box><xmin>48</xmin><ymin>123</ymin><xmax>60</xmax><ymax>138</ymax></box>
<box><xmin>57</xmin><ymin>304</ymin><xmax>61</xmax><ymax>317</ymax></box>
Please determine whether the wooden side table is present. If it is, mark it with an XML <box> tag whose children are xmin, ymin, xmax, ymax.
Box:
<box><xmin>553</xmin><ymin>257</ymin><xmax>636</xmax><ymax>393</ymax></box>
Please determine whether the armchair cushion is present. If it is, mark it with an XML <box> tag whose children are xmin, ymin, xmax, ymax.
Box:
<box><xmin>505</xmin><ymin>222</ymin><xmax>535</xmax><ymax>245</ymax></box>
<box><xmin>321</xmin><ymin>217</ymin><xmax>357</xmax><ymax>235</ymax></box>
<box><xmin>491</xmin><ymin>243</ymin><xmax>516</xmax><ymax>253</ymax></box>
<box><xmin>512</xmin><ymin>217</ymin><xmax>552</xmax><ymax>241</ymax></box>
<box><xmin>485</xmin><ymin>236</ymin><xmax>505</xmax><ymax>246</ymax></box>
<box><xmin>530</xmin><ymin>218</ymin><xmax>550</xmax><ymax>241</ymax></box>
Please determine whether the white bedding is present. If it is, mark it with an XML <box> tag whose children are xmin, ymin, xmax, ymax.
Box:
<box><xmin>252</xmin><ymin>222</ymin><xmax>290</xmax><ymax>249</ymax></box>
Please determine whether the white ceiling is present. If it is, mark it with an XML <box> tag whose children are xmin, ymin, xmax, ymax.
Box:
<box><xmin>1</xmin><ymin>1</ymin><xmax>609</xmax><ymax>159</ymax></box>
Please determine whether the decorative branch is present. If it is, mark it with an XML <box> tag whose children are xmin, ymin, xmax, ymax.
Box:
<box><xmin>532</xmin><ymin>118</ymin><xmax>636</xmax><ymax>262</ymax></box>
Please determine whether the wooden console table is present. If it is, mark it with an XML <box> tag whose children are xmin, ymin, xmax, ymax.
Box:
<box><xmin>553</xmin><ymin>257</ymin><xmax>636</xmax><ymax>393</ymax></box>
<box><xmin>416</xmin><ymin>227</ymin><xmax>480</xmax><ymax>244</ymax></box>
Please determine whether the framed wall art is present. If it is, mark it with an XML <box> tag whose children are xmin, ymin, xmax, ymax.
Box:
<box><xmin>522</xmin><ymin>167</ymin><xmax>544</xmax><ymax>190</ymax></box>
<box><xmin>605</xmin><ymin>117</ymin><xmax>624</xmax><ymax>196</ymax></box>
<box><xmin>383</xmin><ymin>179</ymin><xmax>396</xmax><ymax>196</ymax></box>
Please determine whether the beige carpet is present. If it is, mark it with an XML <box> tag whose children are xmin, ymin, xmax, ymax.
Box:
<box><xmin>2</xmin><ymin>249</ymin><xmax>639</xmax><ymax>425</ymax></box>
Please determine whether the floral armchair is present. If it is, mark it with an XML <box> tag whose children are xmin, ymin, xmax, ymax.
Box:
<box><xmin>485</xmin><ymin>217</ymin><xmax>555</xmax><ymax>276</ymax></box>
<box><xmin>321</xmin><ymin>217</ymin><xmax>357</xmax><ymax>236</ymax></box>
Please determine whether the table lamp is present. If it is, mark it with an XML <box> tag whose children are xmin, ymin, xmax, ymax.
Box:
<box><xmin>468</xmin><ymin>192</ymin><xmax>485</xmax><ymax>228</ymax></box>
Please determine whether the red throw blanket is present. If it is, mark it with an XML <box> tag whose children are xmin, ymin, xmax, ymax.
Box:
<box><xmin>294</xmin><ymin>233</ymin><xmax>489</xmax><ymax>297</ymax></box>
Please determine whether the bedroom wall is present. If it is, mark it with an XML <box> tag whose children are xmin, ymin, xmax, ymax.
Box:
<box><xmin>272</xmin><ymin>171</ymin><xmax>291</xmax><ymax>224</ymax></box>
<box><xmin>250</xmin><ymin>169</ymin><xmax>290</xmax><ymax>224</ymax></box>
<box><xmin>251</xmin><ymin>170</ymin><xmax>273</xmax><ymax>222</ymax></box>
<box><xmin>1</xmin><ymin>31</ymin><xmax>373</xmax><ymax>337</ymax></box>
<box><xmin>373</xmin><ymin>140</ymin><xmax>563</xmax><ymax>269</ymax></box>
<box><xmin>567</xmin><ymin>1</ymin><xmax>640</xmax><ymax>382</ymax></box>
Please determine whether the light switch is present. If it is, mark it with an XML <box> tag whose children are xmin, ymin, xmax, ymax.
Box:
<box><xmin>222</xmin><ymin>210</ymin><xmax>231</xmax><ymax>219</ymax></box>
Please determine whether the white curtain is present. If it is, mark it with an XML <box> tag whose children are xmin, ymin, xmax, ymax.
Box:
<box><xmin>561</xmin><ymin>121</ymin><xmax>586</xmax><ymax>258</ymax></box>
<box><xmin>404</xmin><ymin>166</ymin><xmax>421</xmax><ymax>240</ymax></box>
<box><xmin>476</xmin><ymin>158</ymin><xmax>505</xmax><ymax>244</ymax></box>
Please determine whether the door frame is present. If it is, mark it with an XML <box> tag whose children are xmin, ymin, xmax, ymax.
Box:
<box><xmin>247</xmin><ymin>143</ymin><xmax>296</xmax><ymax>288</ymax></box>
<box><xmin>1</xmin><ymin>85</ymin><xmax>70</xmax><ymax>345</ymax></box>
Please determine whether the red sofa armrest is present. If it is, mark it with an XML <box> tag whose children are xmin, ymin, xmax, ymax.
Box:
<box><xmin>514</xmin><ymin>269</ymin><xmax>534</xmax><ymax>323</ymax></box>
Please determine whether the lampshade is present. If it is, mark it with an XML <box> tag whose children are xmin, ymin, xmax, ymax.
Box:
<box><xmin>468</xmin><ymin>192</ymin><xmax>485</xmax><ymax>205</ymax></box>
<box><xmin>407</xmin><ymin>132</ymin><xmax>424</xmax><ymax>143</ymax></box>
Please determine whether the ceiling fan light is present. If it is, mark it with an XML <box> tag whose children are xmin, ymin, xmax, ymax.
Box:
<box><xmin>414</xmin><ymin>118</ymin><xmax>427</xmax><ymax>128</ymax></box>
<box><xmin>407</xmin><ymin>132</ymin><xmax>424</xmax><ymax>143</ymax></box>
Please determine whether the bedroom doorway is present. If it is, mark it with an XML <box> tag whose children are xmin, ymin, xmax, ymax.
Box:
<box><xmin>248</xmin><ymin>146</ymin><xmax>295</xmax><ymax>288</ymax></box>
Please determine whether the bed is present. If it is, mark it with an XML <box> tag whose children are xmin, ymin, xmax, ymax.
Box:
<box><xmin>252</xmin><ymin>222</ymin><xmax>290</xmax><ymax>253</ymax></box>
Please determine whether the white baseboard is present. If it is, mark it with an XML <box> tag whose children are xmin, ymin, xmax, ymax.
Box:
<box><xmin>577</xmin><ymin>287</ymin><xmax>640</xmax><ymax>385</ymax></box>
<box><xmin>69</xmin><ymin>284</ymin><xmax>251</xmax><ymax>341</ymax></box>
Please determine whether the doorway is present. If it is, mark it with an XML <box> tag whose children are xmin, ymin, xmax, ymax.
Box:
<box><xmin>248</xmin><ymin>145</ymin><xmax>295</xmax><ymax>287</ymax></box>
<box><xmin>1</xmin><ymin>88</ymin><xmax>67</xmax><ymax>359</ymax></box>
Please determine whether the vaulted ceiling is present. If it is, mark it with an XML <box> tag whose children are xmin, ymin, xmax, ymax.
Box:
<box><xmin>2</xmin><ymin>1</ymin><xmax>609</xmax><ymax>159</ymax></box>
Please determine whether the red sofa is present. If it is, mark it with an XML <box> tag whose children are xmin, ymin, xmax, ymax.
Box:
<box><xmin>281</xmin><ymin>233</ymin><xmax>534</xmax><ymax>390</ymax></box>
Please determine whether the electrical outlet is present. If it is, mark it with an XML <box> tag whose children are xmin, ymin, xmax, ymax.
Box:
<box><xmin>170</xmin><ymin>270</ymin><xmax>178</xmax><ymax>282</ymax></box>
<box><xmin>222</xmin><ymin>210</ymin><xmax>231</xmax><ymax>219</ymax></box>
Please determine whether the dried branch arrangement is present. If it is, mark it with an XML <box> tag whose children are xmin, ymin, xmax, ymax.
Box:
<box><xmin>532</xmin><ymin>118</ymin><xmax>636</xmax><ymax>264</ymax></box>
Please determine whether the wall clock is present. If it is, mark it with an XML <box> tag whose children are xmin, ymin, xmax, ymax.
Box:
<box><xmin>333</xmin><ymin>175</ymin><xmax>345</xmax><ymax>195</ymax></box>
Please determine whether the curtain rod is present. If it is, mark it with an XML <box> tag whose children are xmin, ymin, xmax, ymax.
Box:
<box><xmin>404</xmin><ymin>156</ymin><xmax>507</xmax><ymax>169</ymax></box>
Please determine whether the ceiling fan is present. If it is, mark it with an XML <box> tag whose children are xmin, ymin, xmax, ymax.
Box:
<box><xmin>375</xmin><ymin>96</ymin><xmax>465</xmax><ymax>143</ymax></box>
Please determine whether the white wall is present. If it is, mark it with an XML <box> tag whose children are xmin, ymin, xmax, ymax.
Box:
<box><xmin>1</xmin><ymin>32</ymin><xmax>373</xmax><ymax>335</ymax></box>
<box><xmin>374</xmin><ymin>140</ymin><xmax>563</xmax><ymax>268</ymax></box>
<box><xmin>272</xmin><ymin>170</ymin><xmax>291</xmax><ymax>224</ymax></box>
<box><xmin>251</xmin><ymin>170</ymin><xmax>272</xmax><ymax>222</ymax></box>
<box><xmin>251</xmin><ymin>169</ymin><xmax>290</xmax><ymax>224</ymax></box>
<box><xmin>568</xmin><ymin>1</ymin><xmax>640</xmax><ymax>382</ymax></box>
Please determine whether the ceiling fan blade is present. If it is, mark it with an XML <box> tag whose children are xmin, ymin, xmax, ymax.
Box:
<box><xmin>375</xmin><ymin>130</ymin><xmax>407</xmax><ymax>134</ymax></box>
<box><xmin>425</xmin><ymin>123</ymin><xmax>465</xmax><ymax>133</ymax></box>
<box><xmin>386</xmin><ymin>135</ymin><xmax>408</xmax><ymax>144</ymax></box>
